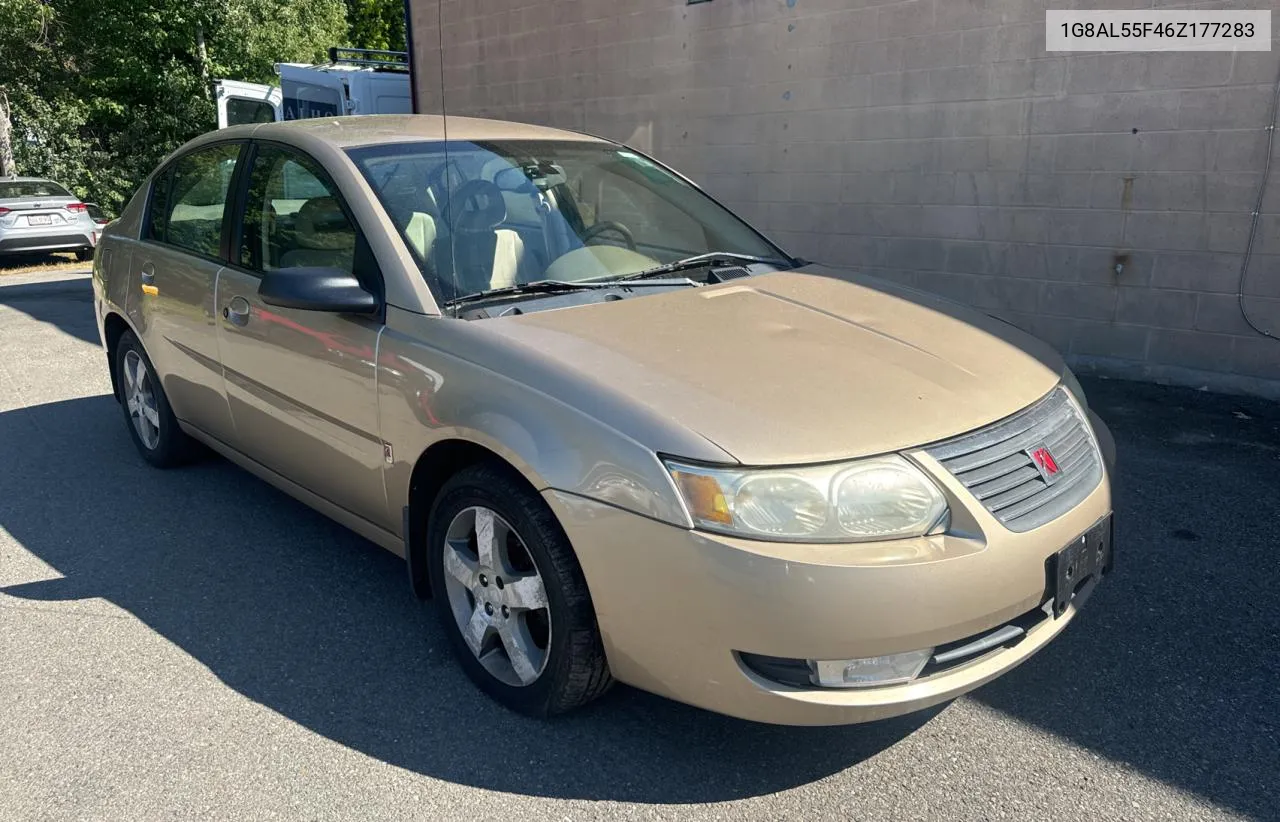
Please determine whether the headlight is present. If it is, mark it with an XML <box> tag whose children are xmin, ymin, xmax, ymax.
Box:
<box><xmin>665</xmin><ymin>455</ymin><xmax>949</xmax><ymax>542</ymax></box>
<box><xmin>1061</xmin><ymin>366</ymin><xmax>1088</xmax><ymax>412</ymax></box>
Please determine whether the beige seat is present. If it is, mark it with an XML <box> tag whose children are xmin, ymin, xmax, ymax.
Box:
<box><xmin>486</xmin><ymin>229</ymin><xmax>525</xmax><ymax>290</ymax></box>
<box><xmin>404</xmin><ymin>211</ymin><xmax>438</xmax><ymax>262</ymax></box>
<box><xmin>404</xmin><ymin>210</ymin><xmax>523</xmax><ymax>290</ymax></box>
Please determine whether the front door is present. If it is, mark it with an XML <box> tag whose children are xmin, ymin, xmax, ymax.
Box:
<box><xmin>215</xmin><ymin>143</ymin><xmax>389</xmax><ymax>527</ymax></box>
<box><xmin>131</xmin><ymin>142</ymin><xmax>243</xmax><ymax>441</ymax></box>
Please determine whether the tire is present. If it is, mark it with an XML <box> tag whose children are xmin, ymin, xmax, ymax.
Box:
<box><xmin>75</xmin><ymin>248</ymin><xmax>94</xmax><ymax>262</ymax></box>
<box><xmin>427</xmin><ymin>462</ymin><xmax>613</xmax><ymax>717</ymax></box>
<box><xmin>114</xmin><ymin>330</ymin><xmax>197</xmax><ymax>468</ymax></box>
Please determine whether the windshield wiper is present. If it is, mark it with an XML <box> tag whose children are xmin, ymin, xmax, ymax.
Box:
<box><xmin>444</xmin><ymin>278</ymin><xmax>685</xmax><ymax>310</ymax></box>
<box><xmin>613</xmin><ymin>252</ymin><xmax>793</xmax><ymax>282</ymax></box>
<box><xmin>444</xmin><ymin>280</ymin><xmax>610</xmax><ymax>309</ymax></box>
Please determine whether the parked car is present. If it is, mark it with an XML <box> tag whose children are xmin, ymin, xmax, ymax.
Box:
<box><xmin>84</xmin><ymin>202</ymin><xmax>111</xmax><ymax>227</ymax></box>
<box><xmin>84</xmin><ymin>202</ymin><xmax>111</xmax><ymax>250</ymax></box>
<box><xmin>0</xmin><ymin>177</ymin><xmax>98</xmax><ymax>261</ymax></box>
<box><xmin>92</xmin><ymin>115</ymin><xmax>1115</xmax><ymax>725</ymax></box>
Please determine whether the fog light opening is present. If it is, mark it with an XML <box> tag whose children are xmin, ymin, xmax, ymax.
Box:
<box><xmin>808</xmin><ymin>649</ymin><xmax>934</xmax><ymax>688</ymax></box>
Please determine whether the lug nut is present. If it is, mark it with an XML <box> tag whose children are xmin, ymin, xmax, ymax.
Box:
<box><xmin>501</xmin><ymin>605</ymin><xmax>509</xmax><ymax>618</ymax></box>
<box><xmin>479</xmin><ymin>573</ymin><xmax>488</xmax><ymax>587</ymax></box>
<box><xmin>495</xmin><ymin>577</ymin><xmax>504</xmax><ymax>590</ymax></box>
<box><xmin>484</xmin><ymin>602</ymin><xmax>494</xmax><ymax>616</ymax></box>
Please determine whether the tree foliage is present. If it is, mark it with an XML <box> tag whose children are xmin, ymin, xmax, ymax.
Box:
<box><xmin>345</xmin><ymin>0</ymin><xmax>406</xmax><ymax>53</ymax></box>
<box><xmin>0</xmin><ymin>0</ymin><xmax>361</xmax><ymax>214</ymax></box>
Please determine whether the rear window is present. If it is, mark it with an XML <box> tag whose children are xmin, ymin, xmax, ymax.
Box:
<box><xmin>0</xmin><ymin>181</ymin><xmax>73</xmax><ymax>199</ymax></box>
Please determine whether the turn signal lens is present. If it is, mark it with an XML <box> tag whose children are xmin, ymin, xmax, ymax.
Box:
<box><xmin>671</xmin><ymin>470</ymin><xmax>732</xmax><ymax>525</ymax></box>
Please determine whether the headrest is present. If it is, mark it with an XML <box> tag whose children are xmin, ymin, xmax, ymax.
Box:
<box><xmin>449</xmin><ymin>179</ymin><xmax>507</xmax><ymax>233</ymax></box>
<box><xmin>294</xmin><ymin>197</ymin><xmax>355</xmax><ymax>250</ymax></box>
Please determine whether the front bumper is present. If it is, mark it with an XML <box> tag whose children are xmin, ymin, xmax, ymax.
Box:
<box><xmin>544</xmin><ymin>415</ymin><xmax>1114</xmax><ymax>726</ymax></box>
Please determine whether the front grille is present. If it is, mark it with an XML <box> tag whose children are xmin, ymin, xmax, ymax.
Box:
<box><xmin>926</xmin><ymin>387</ymin><xmax>1102</xmax><ymax>532</ymax></box>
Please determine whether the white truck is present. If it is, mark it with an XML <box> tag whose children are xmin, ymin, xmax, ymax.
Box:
<box><xmin>215</xmin><ymin>48</ymin><xmax>412</xmax><ymax>129</ymax></box>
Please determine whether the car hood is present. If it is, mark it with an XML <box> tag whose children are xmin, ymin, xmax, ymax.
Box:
<box><xmin>484</xmin><ymin>267</ymin><xmax>1064</xmax><ymax>465</ymax></box>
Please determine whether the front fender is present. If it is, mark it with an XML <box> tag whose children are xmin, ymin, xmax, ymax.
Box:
<box><xmin>377</xmin><ymin>310</ymin><xmax>733</xmax><ymax>532</ymax></box>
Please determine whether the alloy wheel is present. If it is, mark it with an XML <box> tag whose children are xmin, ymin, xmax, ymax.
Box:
<box><xmin>442</xmin><ymin>506</ymin><xmax>552</xmax><ymax>687</ymax></box>
<box><xmin>122</xmin><ymin>349</ymin><xmax>160</xmax><ymax>450</ymax></box>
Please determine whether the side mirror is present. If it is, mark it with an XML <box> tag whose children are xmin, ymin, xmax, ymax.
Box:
<box><xmin>258</xmin><ymin>267</ymin><xmax>378</xmax><ymax>314</ymax></box>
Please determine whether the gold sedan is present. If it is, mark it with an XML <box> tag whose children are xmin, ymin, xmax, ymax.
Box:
<box><xmin>93</xmin><ymin>115</ymin><xmax>1114</xmax><ymax>725</ymax></box>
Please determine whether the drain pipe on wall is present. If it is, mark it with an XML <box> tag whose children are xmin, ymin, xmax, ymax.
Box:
<box><xmin>1237</xmin><ymin>59</ymin><xmax>1280</xmax><ymax>341</ymax></box>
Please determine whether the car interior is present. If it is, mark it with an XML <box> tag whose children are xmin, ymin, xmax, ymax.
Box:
<box><xmin>266</xmin><ymin>196</ymin><xmax>356</xmax><ymax>272</ymax></box>
<box><xmin>357</xmin><ymin>144</ymin><xmax>701</xmax><ymax>301</ymax></box>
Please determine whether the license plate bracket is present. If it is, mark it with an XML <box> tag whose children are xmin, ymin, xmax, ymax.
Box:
<box><xmin>28</xmin><ymin>215</ymin><xmax>52</xmax><ymax>226</ymax></box>
<box><xmin>1048</xmin><ymin>516</ymin><xmax>1112</xmax><ymax>618</ymax></box>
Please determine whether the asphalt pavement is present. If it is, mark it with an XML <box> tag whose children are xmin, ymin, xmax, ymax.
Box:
<box><xmin>1</xmin><ymin>273</ymin><xmax>1277</xmax><ymax>821</ymax></box>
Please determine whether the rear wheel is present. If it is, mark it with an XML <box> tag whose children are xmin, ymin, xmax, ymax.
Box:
<box><xmin>427</xmin><ymin>462</ymin><xmax>613</xmax><ymax>716</ymax></box>
<box><xmin>115</xmin><ymin>331</ymin><xmax>196</xmax><ymax>468</ymax></box>
<box><xmin>75</xmin><ymin>248</ymin><xmax>94</xmax><ymax>262</ymax></box>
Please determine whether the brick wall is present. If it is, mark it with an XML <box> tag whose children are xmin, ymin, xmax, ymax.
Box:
<box><xmin>410</xmin><ymin>0</ymin><xmax>1280</xmax><ymax>398</ymax></box>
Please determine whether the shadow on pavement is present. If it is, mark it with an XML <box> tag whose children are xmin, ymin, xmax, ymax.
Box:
<box><xmin>974</xmin><ymin>378</ymin><xmax>1280</xmax><ymax>819</ymax></box>
<box><xmin>0</xmin><ymin>393</ymin><xmax>935</xmax><ymax>803</ymax></box>
<box><xmin>0</xmin><ymin>275</ymin><xmax>98</xmax><ymax>346</ymax></box>
<box><xmin>0</xmin><ymin>251</ymin><xmax>74</xmax><ymax>269</ymax></box>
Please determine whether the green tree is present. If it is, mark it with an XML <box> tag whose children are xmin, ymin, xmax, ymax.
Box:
<box><xmin>0</xmin><ymin>1</ymin><xmax>98</xmax><ymax>186</ymax></box>
<box><xmin>0</xmin><ymin>0</ymin><xmax>348</xmax><ymax>213</ymax></box>
<box><xmin>58</xmin><ymin>0</ymin><xmax>347</xmax><ymax>210</ymax></box>
<box><xmin>345</xmin><ymin>0</ymin><xmax>406</xmax><ymax>53</ymax></box>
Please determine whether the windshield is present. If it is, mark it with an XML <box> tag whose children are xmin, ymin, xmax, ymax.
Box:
<box><xmin>347</xmin><ymin>140</ymin><xmax>789</xmax><ymax>303</ymax></box>
<box><xmin>0</xmin><ymin>180</ymin><xmax>73</xmax><ymax>199</ymax></box>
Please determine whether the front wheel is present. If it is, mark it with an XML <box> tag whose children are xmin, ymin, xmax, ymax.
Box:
<box><xmin>427</xmin><ymin>463</ymin><xmax>612</xmax><ymax>716</ymax></box>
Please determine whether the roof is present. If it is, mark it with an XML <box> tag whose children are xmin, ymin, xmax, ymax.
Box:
<box><xmin>0</xmin><ymin>176</ymin><xmax>61</xmax><ymax>183</ymax></box>
<box><xmin>218</xmin><ymin>114</ymin><xmax>609</xmax><ymax>149</ymax></box>
<box><xmin>277</xmin><ymin>61</ymin><xmax>408</xmax><ymax>76</ymax></box>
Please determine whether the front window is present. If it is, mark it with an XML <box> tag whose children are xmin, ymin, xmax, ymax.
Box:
<box><xmin>238</xmin><ymin>145</ymin><xmax>358</xmax><ymax>277</ymax></box>
<box><xmin>347</xmin><ymin>140</ymin><xmax>787</xmax><ymax>303</ymax></box>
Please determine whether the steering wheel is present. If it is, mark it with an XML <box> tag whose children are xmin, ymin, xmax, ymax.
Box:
<box><xmin>581</xmin><ymin>220</ymin><xmax>637</xmax><ymax>251</ymax></box>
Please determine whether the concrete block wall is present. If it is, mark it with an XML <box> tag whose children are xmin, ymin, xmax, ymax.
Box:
<box><xmin>410</xmin><ymin>0</ymin><xmax>1280</xmax><ymax>398</ymax></box>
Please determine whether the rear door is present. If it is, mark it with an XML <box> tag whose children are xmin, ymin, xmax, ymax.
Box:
<box><xmin>130</xmin><ymin>143</ymin><xmax>244</xmax><ymax>441</ymax></box>
<box><xmin>278</xmin><ymin>65</ymin><xmax>347</xmax><ymax>120</ymax></box>
<box><xmin>215</xmin><ymin>80</ymin><xmax>283</xmax><ymax>129</ymax></box>
<box><xmin>215</xmin><ymin>142</ymin><xmax>389</xmax><ymax>527</ymax></box>
<box><xmin>350</xmin><ymin>72</ymin><xmax>412</xmax><ymax>115</ymax></box>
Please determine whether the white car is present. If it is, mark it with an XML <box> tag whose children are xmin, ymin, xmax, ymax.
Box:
<box><xmin>0</xmin><ymin>177</ymin><xmax>97</xmax><ymax>261</ymax></box>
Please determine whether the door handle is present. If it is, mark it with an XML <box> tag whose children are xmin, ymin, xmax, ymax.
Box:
<box><xmin>223</xmin><ymin>295</ymin><xmax>251</xmax><ymax>327</ymax></box>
